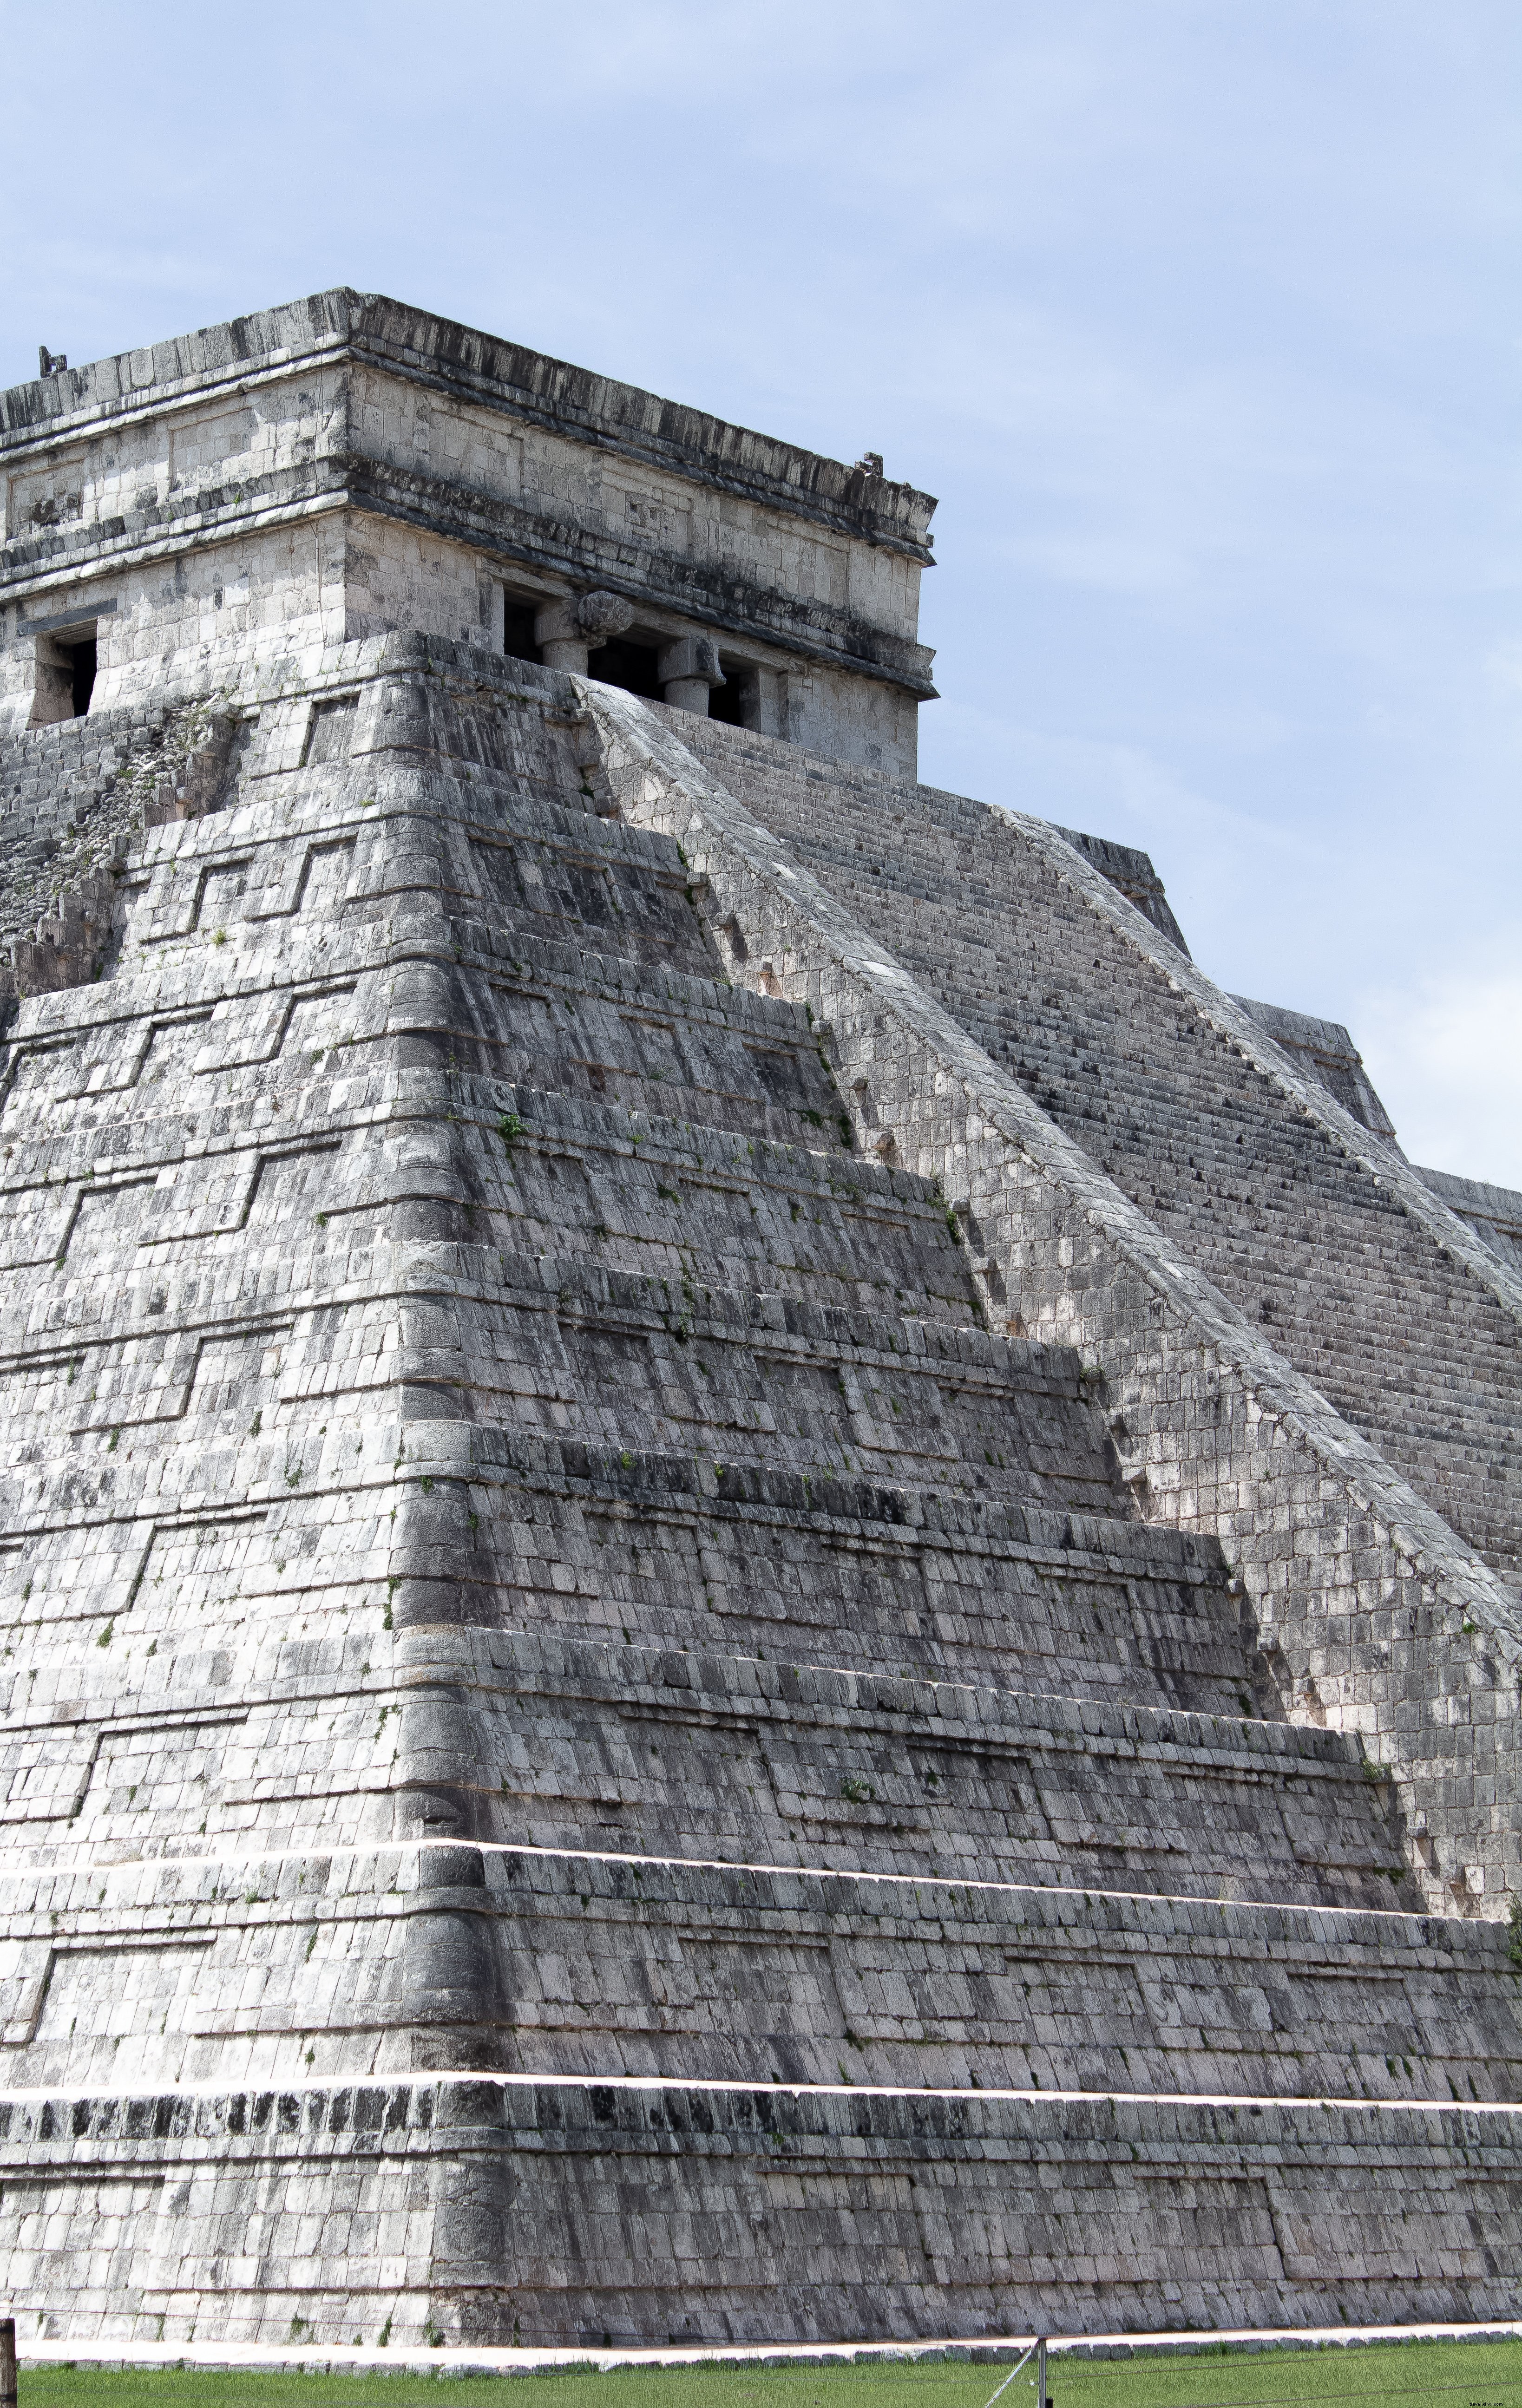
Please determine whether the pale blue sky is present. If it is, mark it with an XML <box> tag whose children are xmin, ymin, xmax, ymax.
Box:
<box><xmin>4</xmin><ymin>0</ymin><xmax>1518</xmax><ymax>1180</ymax></box>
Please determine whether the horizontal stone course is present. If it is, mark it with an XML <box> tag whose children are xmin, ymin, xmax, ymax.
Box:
<box><xmin>8</xmin><ymin>1841</ymin><xmax>1514</xmax><ymax>2102</ymax></box>
<box><xmin>2</xmin><ymin>2073</ymin><xmax>1520</xmax><ymax>2344</ymax></box>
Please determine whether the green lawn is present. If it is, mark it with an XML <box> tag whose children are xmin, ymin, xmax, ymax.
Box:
<box><xmin>20</xmin><ymin>2340</ymin><xmax>1522</xmax><ymax>2408</ymax></box>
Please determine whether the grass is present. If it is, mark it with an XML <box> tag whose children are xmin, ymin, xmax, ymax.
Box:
<box><xmin>18</xmin><ymin>2341</ymin><xmax>1522</xmax><ymax>2408</ymax></box>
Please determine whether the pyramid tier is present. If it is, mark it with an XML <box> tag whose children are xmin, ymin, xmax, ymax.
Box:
<box><xmin>1</xmin><ymin>2071</ymin><xmax>1518</xmax><ymax>2348</ymax></box>
<box><xmin>2</xmin><ymin>1840</ymin><xmax>1515</xmax><ymax>2106</ymax></box>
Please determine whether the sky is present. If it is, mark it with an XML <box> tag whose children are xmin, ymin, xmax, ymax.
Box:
<box><xmin>2</xmin><ymin>0</ymin><xmax>1518</xmax><ymax>1183</ymax></box>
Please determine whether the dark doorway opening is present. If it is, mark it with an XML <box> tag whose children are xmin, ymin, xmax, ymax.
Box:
<box><xmin>502</xmin><ymin>601</ymin><xmax>541</xmax><ymax>666</ymax></box>
<box><xmin>707</xmin><ymin>668</ymin><xmax>746</xmax><ymax>726</ymax></box>
<box><xmin>66</xmin><ymin>637</ymin><xmax>97</xmax><ymax>717</ymax></box>
<box><xmin>588</xmin><ymin>636</ymin><xmax>664</xmax><ymax>702</ymax></box>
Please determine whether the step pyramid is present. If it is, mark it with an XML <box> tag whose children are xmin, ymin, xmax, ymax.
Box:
<box><xmin>0</xmin><ymin>637</ymin><xmax>1519</xmax><ymax>2349</ymax></box>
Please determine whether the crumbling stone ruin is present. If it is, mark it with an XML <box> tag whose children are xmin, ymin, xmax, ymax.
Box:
<box><xmin>0</xmin><ymin>289</ymin><xmax>1520</xmax><ymax>2350</ymax></box>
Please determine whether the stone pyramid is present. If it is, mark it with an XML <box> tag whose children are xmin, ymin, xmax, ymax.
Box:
<box><xmin>0</xmin><ymin>638</ymin><xmax>1517</xmax><ymax>2349</ymax></box>
<box><xmin>0</xmin><ymin>293</ymin><xmax>1520</xmax><ymax>2353</ymax></box>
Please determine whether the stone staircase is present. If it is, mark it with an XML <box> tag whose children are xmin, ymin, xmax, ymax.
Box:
<box><xmin>673</xmin><ymin>717</ymin><xmax>1522</xmax><ymax>1592</ymax></box>
<box><xmin>0</xmin><ymin>639</ymin><xmax>1518</xmax><ymax>2348</ymax></box>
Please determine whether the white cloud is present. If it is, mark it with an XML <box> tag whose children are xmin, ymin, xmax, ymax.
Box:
<box><xmin>1357</xmin><ymin>966</ymin><xmax>1522</xmax><ymax>1189</ymax></box>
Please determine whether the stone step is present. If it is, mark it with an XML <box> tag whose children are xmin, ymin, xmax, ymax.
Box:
<box><xmin>0</xmin><ymin>2068</ymin><xmax>1517</xmax><ymax>2344</ymax></box>
<box><xmin>0</xmin><ymin>1408</ymin><xmax>1260</xmax><ymax>1710</ymax></box>
<box><xmin>0</xmin><ymin>1626</ymin><xmax>1395</xmax><ymax>1901</ymax></box>
<box><xmin>0</xmin><ymin>969</ymin><xmax>850</xmax><ymax>1170</ymax></box>
<box><xmin>0</xmin><ymin>1131</ymin><xmax>981</xmax><ymax>1359</ymax></box>
<box><xmin>112</xmin><ymin>772</ymin><xmax>722</xmax><ymax>982</ymax></box>
<box><xmin>386</xmin><ymin>1629</ymin><xmax>1398</xmax><ymax>1909</ymax></box>
<box><xmin>2</xmin><ymin>1843</ymin><xmax>1511</xmax><ymax>2104</ymax></box>
<box><xmin>413</xmin><ymin>1430</ymin><xmax>1259</xmax><ymax>1708</ymax></box>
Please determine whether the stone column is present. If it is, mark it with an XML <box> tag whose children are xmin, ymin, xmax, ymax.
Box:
<box><xmin>656</xmin><ymin>634</ymin><xmax>726</xmax><ymax>716</ymax></box>
<box><xmin>533</xmin><ymin>591</ymin><xmax>635</xmax><ymax>674</ymax></box>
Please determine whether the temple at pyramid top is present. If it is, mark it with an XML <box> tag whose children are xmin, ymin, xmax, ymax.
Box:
<box><xmin>0</xmin><ymin>288</ymin><xmax>938</xmax><ymax>775</ymax></box>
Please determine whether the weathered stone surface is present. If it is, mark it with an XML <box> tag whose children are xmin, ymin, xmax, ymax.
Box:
<box><xmin>0</xmin><ymin>301</ymin><xmax>1519</xmax><ymax>2351</ymax></box>
<box><xmin>4</xmin><ymin>2077</ymin><xmax>1521</xmax><ymax>2346</ymax></box>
